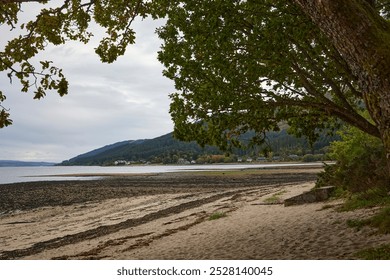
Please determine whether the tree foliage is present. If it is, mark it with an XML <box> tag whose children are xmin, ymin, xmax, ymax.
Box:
<box><xmin>158</xmin><ymin>0</ymin><xmax>388</xmax><ymax>150</ymax></box>
<box><xmin>0</xmin><ymin>0</ymin><xmax>151</xmax><ymax>127</ymax></box>
<box><xmin>1</xmin><ymin>1</ymin><xmax>390</xmax><ymax>174</ymax></box>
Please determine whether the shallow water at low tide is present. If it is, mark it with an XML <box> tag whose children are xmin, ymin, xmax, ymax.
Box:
<box><xmin>0</xmin><ymin>163</ymin><xmax>323</xmax><ymax>185</ymax></box>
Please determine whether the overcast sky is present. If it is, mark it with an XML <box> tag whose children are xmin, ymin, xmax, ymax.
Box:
<box><xmin>0</xmin><ymin>6</ymin><xmax>175</xmax><ymax>163</ymax></box>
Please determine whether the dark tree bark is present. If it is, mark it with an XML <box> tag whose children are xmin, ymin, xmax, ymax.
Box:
<box><xmin>294</xmin><ymin>0</ymin><xmax>390</xmax><ymax>176</ymax></box>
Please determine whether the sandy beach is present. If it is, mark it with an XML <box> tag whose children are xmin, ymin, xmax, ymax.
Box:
<box><xmin>0</xmin><ymin>166</ymin><xmax>389</xmax><ymax>260</ymax></box>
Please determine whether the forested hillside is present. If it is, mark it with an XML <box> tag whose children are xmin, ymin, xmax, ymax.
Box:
<box><xmin>60</xmin><ymin>130</ymin><xmax>337</xmax><ymax>166</ymax></box>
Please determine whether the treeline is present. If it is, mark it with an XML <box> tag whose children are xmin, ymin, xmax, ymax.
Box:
<box><xmin>60</xmin><ymin>130</ymin><xmax>338</xmax><ymax>166</ymax></box>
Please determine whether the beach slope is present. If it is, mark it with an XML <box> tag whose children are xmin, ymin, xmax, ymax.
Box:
<box><xmin>0</xmin><ymin>167</ymin><xmax>388</xmax><ymax>259</ymax></box>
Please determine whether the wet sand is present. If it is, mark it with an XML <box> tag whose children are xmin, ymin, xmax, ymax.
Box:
<box><xmin>0</xmin><ymin>166</ymin><xmax>389</xmax><ymax>260</ymax></box>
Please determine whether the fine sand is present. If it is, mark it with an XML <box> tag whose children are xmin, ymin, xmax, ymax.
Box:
<box><xmin>0</xmin><ymin>166</ymin><xmax>389</xmax><ymax>260</ymax></box>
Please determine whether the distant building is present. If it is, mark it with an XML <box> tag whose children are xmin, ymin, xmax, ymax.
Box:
<box><xmin>177</xmin><ymin>158</ymin><xmax>190</xmax><ymax>165</ymax></box>
<box><xmin>288</xmin><ymin>154</ymin><xmax>300</xmax><ymax>160</ymax></box>
<box><xmin>114</xmin><ymin>160</ymin><xmax>129</xmax><ymax>165</ymax></box>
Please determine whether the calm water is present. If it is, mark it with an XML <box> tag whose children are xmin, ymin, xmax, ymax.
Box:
<box><xmin>0</xmin><ymin>163</ymin><xmax>323</xmax><ymax>185</ymax></box>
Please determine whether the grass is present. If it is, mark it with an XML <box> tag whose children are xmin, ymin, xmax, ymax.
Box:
<box><xmin>328</xmin><ymin>186</ymin><xmax>390</xmax><ymax>260</ymax></box>
<box><xmin>329</xmin><ymin>186</ymin><xmax>390</xmax><ymax>235</ymax></box>
<box><xmin>208</xmin><ymin>212</ymin><xmax>227</xmax><ymax>220</ymax></box>
<box><xmin>338</xmin><ymin>187</ymin><xmax>390</xmax><ymax>212</ymax></box>
<box><xmin>346</xmin><ymin>207</ymin><xmax>390</xmax><ymax>234</ymax></box>
<box><xmin>369</xmin><ymin>207</ymin><xmax>390</xmax><ymax>234</ymax></box>
<box><xmin>346</xmin><ymin>219</ymin><xmax>369</xmax><ymax>231</ymax></box>
<box><xmin>264</xmin><ymin>195</ymin><xmax>280</xmax><ymax>204</ymax></box>
<box><xmin>355</xmin><ymin>244</ymin><xmax>390</xmax><ymax>260</ymax></box>
<box><xmin>263</xmin><ymin>190</ymin><xmax>287</xmax><ymax>204</ymax></box>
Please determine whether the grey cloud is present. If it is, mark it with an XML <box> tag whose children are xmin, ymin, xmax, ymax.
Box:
<box><xmin>0</xmin><ymin>17</ymin><xmax>174</xmax><ymax>162</ymax></box>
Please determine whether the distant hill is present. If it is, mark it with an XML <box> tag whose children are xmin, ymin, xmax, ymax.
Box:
<box><xmin>60</xmin><ymin>130</ymin><xmax>338</xmax><ymax>166</ymax></box>
<box><xmin>0</xmin><ymin>160</ymin><xmax>57</xmax><ymax>167</ymax></box>
<box><xmin>61</xmin><ymin>132</ymin><xmax>220</xmax><ymax>166</ymax></box>
<box><xmin>63</xmin><ymin>140</ymin><xmax>144</xmax><ymax>165</ymax></box>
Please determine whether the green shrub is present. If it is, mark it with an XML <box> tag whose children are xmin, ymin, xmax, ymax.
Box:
<box><xmin>346</xmin><ymin>219</ymin><xmax>368</xmax><ymax>231</ymax></box>
<box><xmin>302</xmin><ymin>154</ymin><xmax>324</xmax><ymax>162</ymax></box>
<box><xmin>317</xmin><ymin>125</ymin><xmax>388</xmax><ymax>194</ymax></box>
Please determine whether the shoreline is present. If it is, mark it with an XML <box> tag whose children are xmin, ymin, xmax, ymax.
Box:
<box><xmin>0</xmin><ymin>167</ymin><xmax>389</xmax><ymax>260</ymax></box>
<box><xmin>0</xmin><ymin>162</ymin><xmax>328</xmax><ymax>185</ymax></box>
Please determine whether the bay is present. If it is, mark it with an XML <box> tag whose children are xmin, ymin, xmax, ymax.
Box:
<box><xmin>0</xmin><ymin>163</ymin><xmax>323</xmax><ymax>185</ymax></box>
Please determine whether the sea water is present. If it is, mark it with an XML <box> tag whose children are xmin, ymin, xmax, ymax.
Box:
<box><xmin>0</xmin><ymin>163</ymin><xmax>323</xmax><ymax>185</ymax></box>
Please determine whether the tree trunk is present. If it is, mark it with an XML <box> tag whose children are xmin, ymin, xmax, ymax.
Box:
<box><xmin>294</xmin><ymin>0</ymin><xmax>390</xmax><ymax>177</ymax></box>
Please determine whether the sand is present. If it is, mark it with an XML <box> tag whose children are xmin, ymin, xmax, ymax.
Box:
<box><xmin>0</xmin><ymin>167</ymin><xmax>389</xmax><ymax>260</ymax></box>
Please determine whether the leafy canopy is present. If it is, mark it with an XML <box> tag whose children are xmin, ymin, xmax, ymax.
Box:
<box><xmin>0</xmin><ymin>0</ymin><xmax>389</xmax><ymax>151</ymax></box>
<box><xmin>158</xmin><ymin>0</ymin><xmax>388</xmax><ymax>149</ymax></box>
